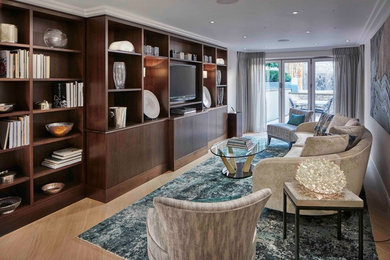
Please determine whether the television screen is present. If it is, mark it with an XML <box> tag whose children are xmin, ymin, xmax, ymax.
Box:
<box><xmin>170</xmin><ymin>64</ymin><xmax>196</xmax><ymax>102</ymax></box>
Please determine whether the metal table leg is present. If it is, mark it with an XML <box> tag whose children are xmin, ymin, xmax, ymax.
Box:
<box><xmin>295</xmin><ymin>207</ymin><xmax>300</xmax><ymax>259</ymax></box>
<box><xmin>283</xmin><ymin>191</ymin><xmax>287</xmax><ymax>239</ymax></box>
<box><xmin>359</xmin><ymin>209</ymin><xmax>363</xmax><ymax>260</ymax></box>
<box><xmin>337</xmin><ymin>210</ymin><xmax>342</xmax><ymax>240</ymax></box>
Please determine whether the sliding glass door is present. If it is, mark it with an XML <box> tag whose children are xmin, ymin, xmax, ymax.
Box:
<box><xmin>282</xmin><ymin>60</ymin><xmax>310</xmax><ymax>122</ymax></box>
<box><xmin>266</xmin><ymin>58</ymin><xmax>334</xmax><ymax>124</ymax></box>
<box><xmin>265</xmin><ymin>61</ymin><xmax>281</xmax><ymax>124</ymax></box>
<box><xmin>312</xmin><ymin>59</ymin><xmax>335</xmax><ymax>120</ymax></box>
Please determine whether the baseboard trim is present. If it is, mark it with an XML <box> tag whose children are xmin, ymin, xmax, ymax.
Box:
<box><xmin>368</xmin><ymin>158</ymin><xmax>390</xmax><ymax>208</ymax></box>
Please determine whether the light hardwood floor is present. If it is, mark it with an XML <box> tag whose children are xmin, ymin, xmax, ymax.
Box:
<box><xmin>0</xmin><ymin>152</ymin><xmax>389</xmax><ymax>259</ymax></box>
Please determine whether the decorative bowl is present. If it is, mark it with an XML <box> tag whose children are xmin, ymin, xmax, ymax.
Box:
<box><xmin>43</xmin><ymin>28</ymin><xmax>68</xmax><ymax>48</ymax></box>
<box><xmin>42</xmin><ymin>182</ymin><xmax>65</xmax><ymax>195</ymax></box>
<box><xmin>0</xmin><ymin>196</ymin><xmax>21</xmax><ymax>215</ymax></box>
<box><xmin>45</xmin><ymin>122</ymin><xmax>74</xmax><ymax>137</ymax></box>
<box><xmin>0</xmin><ymin>103</ymin><xmax>15</xmax><ymax>113</ymax></box>
<box><xmin>0</xmin><ymin>170</ymin><xmax>16</xmax><ymax>184</ymax></box>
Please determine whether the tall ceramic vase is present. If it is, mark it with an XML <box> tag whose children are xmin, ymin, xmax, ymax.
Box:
<box><xmin>113</xmin><ymin>62</ymin><xmax>126</xmax><ymax>89</ymax></box>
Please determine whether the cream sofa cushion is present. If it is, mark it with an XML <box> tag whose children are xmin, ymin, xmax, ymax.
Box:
<box><xmin>345</xmin><ymin>118</ymin><xmax>360</xmax><ymax>126</ymax></box>
<box><xmin>301</xmin><ymin>134</ymin><xmax>349</xmax><ymax>157</ymax></box>
<box><xmin>327</xmin><ymin>113</ymin><xmax>357</xmax><ymax>132</ymax></box>
<box><xmin>329</xmin><ymin>125</ymin><xmax>365</xmax><ymax>149</ymax></box>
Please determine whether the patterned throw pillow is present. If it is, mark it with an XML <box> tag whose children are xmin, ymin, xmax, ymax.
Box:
<box><xmin>314</xmin><ymin>113</ymin><xmax>334</xmax><ymax>136</ymax></box>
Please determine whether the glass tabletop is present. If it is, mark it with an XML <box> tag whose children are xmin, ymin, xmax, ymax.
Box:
<box><xmin>210</xmin><ymin>136</ymin><xmax>267</xmax><ymax>158</ymax></box>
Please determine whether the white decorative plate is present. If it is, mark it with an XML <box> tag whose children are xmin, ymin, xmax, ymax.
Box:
<box><xmin>203</xmin><ymin>86</ymin><xmax>212</xmax><ymax>108</ymax></box>
<box><xmin>144</xmin><ymin>90</ymin><xmax>160</xmax><ymax>119</ymax></box>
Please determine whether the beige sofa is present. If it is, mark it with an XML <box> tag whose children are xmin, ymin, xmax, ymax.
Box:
<box><xmin>253</xmin><ymin>121</ymin><xmax>372</xmax><ymax>214</ymax></box>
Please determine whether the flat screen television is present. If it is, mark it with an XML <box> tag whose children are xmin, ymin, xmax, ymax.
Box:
<box><xmin>170</xmin><ymin>64</ymin><xmax>196</xmax><ymax>102</ymax></box>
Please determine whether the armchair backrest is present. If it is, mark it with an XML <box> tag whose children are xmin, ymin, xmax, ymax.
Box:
<box><xmin>153</xmin><ymin>188</ymin><xmax>272</xmax><ymax>260</ymax></box>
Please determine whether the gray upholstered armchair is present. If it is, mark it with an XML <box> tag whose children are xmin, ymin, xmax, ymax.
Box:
<box><xmin>267</xmin><ymin>108</ymin><xmax>313</xmax><ymax>148</ymax></box>
<box><xmin>147</xmin><ymin>188</ymin><xmax>272</xmax><ymax>260</ymax></box>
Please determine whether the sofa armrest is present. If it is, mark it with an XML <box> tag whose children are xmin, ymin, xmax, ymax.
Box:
<box><xmin>296</xmin><ymin>122</ymin><xmax>317</xmax><ymax>133</ymax></box>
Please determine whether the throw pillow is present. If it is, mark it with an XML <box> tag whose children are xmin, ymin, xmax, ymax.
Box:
<box><xmin>287</xmin><ymin>113</ymin><xmax>305</xmax><ymax>126</ymax></box>
<box><xmin>314</xmin><ymin>113</ymin><xmax>334</xmax><ymax>136</ymax></box>
<box><xmin>301</xmin><ymin>134</ymin><xmax>349</xmax><ymax>157</ymax></box>
<box><xmin>329</xmin><ymin>125</ymin><xmax>365</xmax><ymax>149</ymax></box>
<box><xmin>289</xmin><ymin>108</ymin><xmax>314</xmax><ymax>122</ymax></box>
<box><xmin>345</xmin><ymin>118</ymin><xmax>361</xmax><ymax>126</ymax></box>
<box><xmin>327</xmin><ymin>113</ymin><xmax>352</xmax><ymax>131</ymax></box>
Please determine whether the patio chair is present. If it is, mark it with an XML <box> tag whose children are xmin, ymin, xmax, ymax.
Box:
<box><xmin>315</xmin><ymin>97</ymin><xmax>334</xmax><ymax>114</ymax></box>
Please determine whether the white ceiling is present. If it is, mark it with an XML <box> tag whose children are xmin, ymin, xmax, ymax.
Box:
<box><xmin>26</xmin><ymin>0</ymin><xmax>379</xmax><ymax>51</ymax></box>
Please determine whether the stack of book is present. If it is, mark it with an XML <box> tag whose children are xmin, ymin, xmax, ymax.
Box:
<box><xmin>52</xmin><ymin>82</ymin><xmax>84</xmax><ymax>108</ymax></box>
<box><xmin>227</xmin><ymin>137</ymin><xmax>254</xmax><ymax>150</ymax></box>
<box><xmin>0</xmin><ymin>49</ymin><xmax>29</xmax><ymax>78</ymax></box>
<box><xmin>41</xmin><ymin>147</ymin><xmax>82</xmax><ymax>169</ymax></box>
<box><xmin>0</xmin><ymin>115</ymin><xmax>30</xmax><ymax>149</ymax></box>
<box><xmin>32</xmin><ymin>53</ymin><xmax>50</xmax><ymax>79</ymax></box>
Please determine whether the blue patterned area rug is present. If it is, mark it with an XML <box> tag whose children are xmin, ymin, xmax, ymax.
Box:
<box><xmin>79</xmin><ymin>138</ymin><xmax>378</xmax><ymax>259</ymax></box>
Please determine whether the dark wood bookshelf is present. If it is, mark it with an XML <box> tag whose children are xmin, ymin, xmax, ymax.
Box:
<box><xmin>170</xmin><ymin>100</ymin><xmax>203</xmax><ymax>108</ymax></box>
<box><xmin>170</xmin><ymin>57</ymin><xmax>202</xmax><ymax>64</ymax></box>
<box><xmin>107</xmin><ymin>88</ymin><xmax>142</xmax><ymax>93</ymax></box>
<box><xmin>33</xmin><ymin>161</ymin><xmax>83</xmax><ymax>179</ymax></box>
<box><xmin>0</xmin><ymin>0</ymin><xmax>85</xmax><ymax>236</ymax></box>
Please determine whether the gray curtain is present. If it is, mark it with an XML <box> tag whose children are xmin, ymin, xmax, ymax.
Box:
<box><xmin>236</xmin><ymin>52</ymin><xmax>267</xmax><ymax>133</ymax></box>
<box><xmin>333</xmin><ymin>46</ymin><xmax>365</xmax><ymax>122</ymax></box>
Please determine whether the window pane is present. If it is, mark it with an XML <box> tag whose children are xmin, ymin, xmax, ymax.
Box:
<box><xmin>265</xmin><ymin>62</ymin><xmax>280</xmax><ymax>124</ymax></box>
<box><xmin>314</xmin><ymin>61</ymin><xmax>334</xmax><ymax>120</ymax></box>
<box><xmin>284</xmin><ymin>62</ymin><xmax>309</xmax><ymax>122</ymax></box>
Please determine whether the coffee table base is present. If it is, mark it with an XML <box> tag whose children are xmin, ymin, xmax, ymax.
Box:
<box><xmin>221</xmin><ymin>162</ymin><xmax>254</xmax><ymax>179</ymax></box>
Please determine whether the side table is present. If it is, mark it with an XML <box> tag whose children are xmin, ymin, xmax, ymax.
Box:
<box><xmin>283</xmin><ymin>182</ymin><xmax>364</xmax><ymax>260</ymax></box>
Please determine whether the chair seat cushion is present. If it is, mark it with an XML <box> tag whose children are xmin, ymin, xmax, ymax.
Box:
<box><xmin>267</xmin><ymin>123</ymin><xmax>298</xmax><ymax>142</ymax></box>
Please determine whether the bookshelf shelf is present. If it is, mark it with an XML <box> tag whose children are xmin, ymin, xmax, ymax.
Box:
<box><xmin>0</xmin><ymin>176</ymin><xmax>30</xmax><ymax>190</ymax></box>
<box><xmin>33</xmin><ymin>132</ymin><xmax>81</xmax><ymax>146</ymax></box>
<box><xmin>0</xmin><ymin>42</ymin><xmax>30</xmax><ymax>48</ymax></box>
<box><xmin>0</xmin><ymin>145</ymin><xmax>29</xmax><ymax>154</ymax></box>
<box><xmin>33</xmin><ymin>161</ymin><xmax>83</xmax><ymax>179</ymax></box>
<box><xmin>0</xmin><ymin>78</ymin><xmax>29</xmax><ymax>82</ymax></box>
<box><xmin>107</xmin><ymin>88</ymin><xmax>142</xmax><ymax>93</ymax></box>
<box><xmin>0</xmin><ymin>110</ymin><xmax>30</xmax><ymax>118</ymax></box>
<box><xmin>217</xmin><ymin>85</ymin><xmax>227</xmax><ymax>87</ymax></box>
<box><xmin>33</xmin><ymin>182</ymin><xmax>83</xmax><ymax>203</ymax></box>
<box><xmin>107</xmin><ymin>49</ymin><xmax>142</xmax><ymax>56</ymax></box>
<box><xmin>33</xmin><ymin>107</ymin><xmax>83</xmax><ymax>114</ymax></box>
<box><xmin>144</xmin><ymin>55</ymin><xmax>168</xmax><ymax>60</ymax></box>
<box><xmin>33</xmin><ymin>78</ymin><xmax>82</xmax><ymax>82</ymax></box>
<box><xmin>170</xmin><ymin>57</ymin><xmax>202</xmax><ymax>64</ymax></box>
<box><xmin>170</xmin><ymin>100</ymin><xmax>203</xmax><ymax>108</ymax></box>
<box><xmin>33</xmin><ymin>45</ymin><xmax>81</xmax><ymax>53</ymax></box>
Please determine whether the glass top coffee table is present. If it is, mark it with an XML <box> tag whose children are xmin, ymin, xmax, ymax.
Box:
<box><xmin>210</xmin><ymin>136</ymin><xmax>267</xmax><ymax>179</ymax></box>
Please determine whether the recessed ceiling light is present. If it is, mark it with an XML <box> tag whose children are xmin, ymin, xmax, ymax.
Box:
<box><xmin>278</xmin><ymin>39</ymin><xmax>290</xmax><ymax>42</ymax></box>
<box><xmin>217</xmin><ymin>0</ymin><xmax>238</xmax><ymax>4</ymax></box>
<box><xmin>306</xmin><ymin>30</ymin><xmax>311</xmax><ymax>34</ymax></box>
<box><xmin>291</xmin><ymin>11</ymin><xmax>300</xmax><ymax>15</ymax></box>
<box><xmin>346</xmin><ymin>39</ymin><xmax>350</xmax><ymax>42</ymax></box>
<box><xmin>210</xmin><ymin>20</ymin><xmax>215</xmax><ymax>24</ymax></box>
<box><xmin>243</xmin><ymin>35</ymin><xmax>247</xmax><ymax>39</ymax></box>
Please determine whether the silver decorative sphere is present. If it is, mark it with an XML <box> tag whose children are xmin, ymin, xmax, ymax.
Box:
<box><xmin>43</xmin><ymin>28</ymin><xmax>68</xmax><ymax>48</ymax></box>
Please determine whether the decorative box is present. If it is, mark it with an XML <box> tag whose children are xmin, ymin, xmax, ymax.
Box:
<box><xmin>0</xmin><ymin>23</ymin><xmax>18</xmax><ymax>43</ymax></box>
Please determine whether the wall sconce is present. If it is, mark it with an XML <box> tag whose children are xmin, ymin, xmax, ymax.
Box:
<box><xmin>203</xmin><ymin>71</ymin><xmax>208</xmax><ymax>79</ymax></box>
<box><xmin>143</xmin><ymin>67</ymin><xmax>146</xmax><ymax>78</ymax></box>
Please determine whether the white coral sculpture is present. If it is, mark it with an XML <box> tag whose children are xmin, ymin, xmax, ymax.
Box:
<box><xmin>296</xmin><ymin>159</ymin><xmax>346</xmax><ymax>195</ymax></box>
